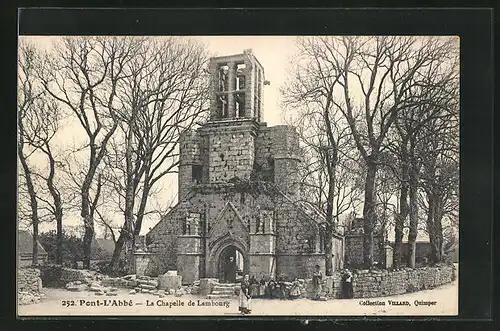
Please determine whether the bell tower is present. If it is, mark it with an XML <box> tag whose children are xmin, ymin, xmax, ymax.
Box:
<box><xmin>208</xmin><ymin>49</ymin><xmax>265</xmax><ymax>122</ymax></box>
<box><xmin>198</xmin><ymin>50</ymin><xmax>268</xmax><ymax>183</ymax></box>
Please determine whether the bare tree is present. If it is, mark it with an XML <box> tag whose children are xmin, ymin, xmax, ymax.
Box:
<box><xmin>18</xmin><ymin>41</ymin><xmax>56</xmax><ymax>265</ymax></box>
<box><xmin>382</xmin><ymin>40</ymin><xmax>458</xmax><ymax>267</ymax></box>
<box><xmin>282</xmin><ymin>38</ymin><xmax>363</xmax><ymax>274</ymax></box>
<box><xmin>39</xmin><ymin>37</ymin><xmax>142</xmax><ymax>268</ymax></box>
<box><xmin>286</xmin><ymin>36</ymin><xmax>458</xmax><ymax>268</ymax></box>
<box><xmin>418</xmin><ymin>105</ymin><xmax>459</xmax><ymax>263</ymax></box>
<box><xmin>102</xmin><ymin>37</ymin><xmax>210</xmax><ymax>271</ymax></box>
<box><xmin>373</xmin><ymin>157</ymin><xmax>399</xmax><ymax>263</ymax></box>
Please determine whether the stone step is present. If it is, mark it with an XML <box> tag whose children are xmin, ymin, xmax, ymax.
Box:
<box><xmin>211</xmin><ymin>290</ymin><xmax>234</xmax><ymax>295</ymax></box>
<box><xmin>213</xmin><ymin>283</ymin><xmax>238</xmax><ymax>288</ymax></box>
<box><xmin>212</xmin><ymin>286</ymin><xmax>236</xmax><ymax>292</ymax></box>
<box><xmin>207</xmin><ymin>294</ymin><xmax>232</xmax><ymax>299</ymax></box>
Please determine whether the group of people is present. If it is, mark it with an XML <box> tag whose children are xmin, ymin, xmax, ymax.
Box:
<box><xmin>238</xmin><ymin>266</ymin><xmax>355</xmax><ymax>315</ymax></box>
<box><xmin>311</xmin><ymin>264</ymin><xmax>354</xmax><ymax>300</ymax></box>
<box><xmin>238</xmin><ymin>274</ymin><xmax>302</xmax><ymax>315</ymax></box>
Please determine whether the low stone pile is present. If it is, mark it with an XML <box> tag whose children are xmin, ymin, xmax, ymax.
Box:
<box><xmin>40</xmin><ymin>265</ymin><xmax>104</xmax><ymax>288</ymax></box>
<box><xmin>135</xmin><ymin>275</ymin><xmax>159</xmax><ymax>293</ymax></box>
<box><xmin>18</xmin><ymin>268</ymin><xmax>44</xmax><ymax>305</ymax></box>
<box><xmin>190</xmin><ymin>280</ymin><xmax>200</xmax><ymax>295</ymax></box>
<box><xmin>65</xmin><ymin>280</ymin><xmax>89</xmax><ymax>292</ymax></box>
<box><xmin>60</xmin><ymin>271</ymin><xmax>199</xmax><ymax>297</ymax></box>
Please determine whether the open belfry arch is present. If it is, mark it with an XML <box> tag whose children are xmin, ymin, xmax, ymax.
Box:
<box><xmin>143</xmin><ymin>50</ymin><xmax>344</xmax><ymax>284</ymax></box>
<box><xmin>210</xmin><ymin>49</ymin><xmax>265</xmax><ymax>122</ymax></box>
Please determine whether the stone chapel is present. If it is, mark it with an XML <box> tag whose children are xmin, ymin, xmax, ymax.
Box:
<box><xmin>140</xmin><ymin>50</ymin><xmax>344</xmax><ymax>284</ymax></box>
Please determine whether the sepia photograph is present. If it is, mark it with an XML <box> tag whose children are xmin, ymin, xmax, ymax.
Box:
<box><xmin>17</xmin><ymin>34</ymin><xmax>459</xmax><ymax>317</ymax></box>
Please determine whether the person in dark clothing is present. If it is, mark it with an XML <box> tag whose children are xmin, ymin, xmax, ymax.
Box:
<box><xmin>224</xmin><ymin>256</ymin><xmax>237</xmax><ymax>283</ymax></box>
<box><xmin>277</xmin><ymin>275</ymin><xmax>287</xmax><ymax>300</ymax></box>
<box><xmin>312</xmin><ymin>265</ymin><xmax>323</xmax><ymax>300</ymax></box>
<box><xmin>258</xmin><ymin>275</ymin><xmax>266</xmax><ymax>298</ymax></box>
<box><xmin>249</xmin><ymin>275</ymin><xmax>259</xmax><ymax>297</ymax></box>
<box><xmin>342</xmin><ymin>269</ymin><xmax>354</xmax><ymax>299</ymax></box>
<box><xmin>267</xmin><ymin>277</ymin><xmax>277</xmax><ymax>299</ymax></box>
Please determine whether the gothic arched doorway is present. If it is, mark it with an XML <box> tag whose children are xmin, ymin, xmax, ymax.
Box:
<box><xmin>218</xmin><ymin>245</ymin><xmax>245</xmax><ymax>283</ymax></box>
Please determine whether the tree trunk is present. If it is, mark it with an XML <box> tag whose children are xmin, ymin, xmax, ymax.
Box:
<box><xmin>324</xmin><ymin>224</ymin><xmax>334</xmax><ymax>276</ymax></box>
<box><xmin>108</xmin><ymin>229</ymin><xmax>129</xmax><ymax>274</ymax></box>
<box><xmin>56</xmin><ymin>212</ymin><xmax>63</xmax><ymax>265</ymax></box>
<box><xmin>82</xmin><ymin>218</ymin><xmax>93</xmax><ymax>269</ymax></box>
<box><xmin>32</xmin><ymin>216</ymin><xmax>39</xmax><ymax>266</ymax></box>
<box><xmin>363</xmin><ymin>157</ymin><xmax>377</xmax><ymax>269</ymax></box>
<box><xmin>133</xmin><ymin>180</ymin><xmax>152</xmax><ymax>238</ymax></box>
<box><xmin>324</xmin><ymin>177</ymin><xmax>334</xmax><ymax>275</ymax></box>
<box><xmin>407</xmin><ymin>155</ymin><xmax>419</xmax><ymax>268</ymax></box>
<box><xmin>81</xmin><ymin>186</ymin><xmax>93</xmax><ymax>269</ymax></box>
<box><xmin>108</xmin><ymin>109</ymin><xmax>138</xmax><ymax>273</ymax></box>
<box><xmin>45</xmin><ymin>148</ymin><xmax>64</xmax><ymax>265</ymax></box>
<box><xmin>433</xmin><ymin>198</ymin><xmax>444</xmax><ymax>263</ymax></box>
<box><xmin>18</xmin><ymin>147</ymin><xmax>39</xmax><ymax>266</ymax></box>
<box><xmin>426</xmin><ymin>195</ymin><xmax>439</xmax><ymax>264</ymax></box>
<box><xmin>394</xmin><ymin>145</ymin><xmax>409</xmax><ymax>268</ymax></box>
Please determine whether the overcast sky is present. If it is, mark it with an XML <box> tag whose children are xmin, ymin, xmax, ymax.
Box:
<box><xmin>20</xmin><ymin>35</ymin><xmax>299</xmax><ymax>236</ymax></box>
<box><xmin>19</xmin><ymin>35</ymin><xmax>436</xmax><ymax>241</ymax></box>
<box><xmin>22</xmin><ymin>35</ymin><xmax>297</xmax><ymax>126</ymax></box>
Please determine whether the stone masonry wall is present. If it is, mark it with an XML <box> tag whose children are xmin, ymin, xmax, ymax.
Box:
<box><xmin>275</xmin><ymin>202</ymin><xmax>318</xmax><ymax>255</ymax></box>
<box><xmin>345</xmin><ymin>235</ymin><xmax>364</xmax><ymax>267</ymax></box>
<box><xmin>277</xmin><ymin>254</ymin><xmax>325</xmax><ymax>280</ymax></box>
<box><xmin>345</xmin><ymin>234</ymin><xmax>382</xmax><ymax>268</ymax></box>
<box><xmin>18</xmin><ymin>267</ymin><xmax>43</xmax><ymax>305</ymax></box>
<box><xmin>208</xmin><ymin>131</ymin><xmax>255</xmax><ymax>182</ymax></box>
<box><xmin>270</xmin><ymin>125</ymin><xmax>301</xmax><ymax>196</ymax></box>
<box><xmin>146</xmin><ymin>184</ymin><xmax>324</xmax><ymax>280</ymax></box>
<box><xmin>254</xmin><ymin>126</ymin><xmax>272</xmax><ymax>166</ymax></box>
<box><xmin>311</xmin><ymin>264</ymin><xmax>456</xmax><ymax>299</ymax></box>
<box><xmin>147</xmin><ymin>203</ymin><xmax>188</xmax><ymax>276</ymax></box>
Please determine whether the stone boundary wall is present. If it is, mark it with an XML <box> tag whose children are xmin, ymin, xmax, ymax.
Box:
<box><xmin>18</xmin><ymin>267</ymin><xmax>43</xmax><ymax>305</ymax></box>
<box><xmin>307</xmin><ymin>264</ymin><xmax>456</xmax><ymax>299</ymax></box>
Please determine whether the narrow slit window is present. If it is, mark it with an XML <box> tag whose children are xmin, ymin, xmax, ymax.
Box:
<box><xmin>192</xmin><ymin>165</ymin><xmax>202</xmax><ymax>183</ymax></box>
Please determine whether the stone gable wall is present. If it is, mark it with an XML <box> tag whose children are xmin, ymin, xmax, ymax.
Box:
<box><xmin>147</xmin><ymin>203</ymin><xmax>188</xmax><ymax>275</ymax></box>
<box><xmin>146</xmin><ymin>186</ymin><xmax>324</xmax><ymax>279</ymax></box>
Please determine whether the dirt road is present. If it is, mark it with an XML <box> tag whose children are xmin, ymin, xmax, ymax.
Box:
<box><xmin>18</xmin><ymin>275</ymin><xmax>458</xmax><ymax>317</ymax></box>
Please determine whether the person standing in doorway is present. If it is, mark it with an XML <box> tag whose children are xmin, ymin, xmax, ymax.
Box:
<box><xmin>312</xmin><ymin>265</ymin><xmax>323</xmax><ymax>300</ymax></box>
<box><xmin>225</xmin><ymin>256</ymin><xmax>237</xmax><ymax>283</ymax></box>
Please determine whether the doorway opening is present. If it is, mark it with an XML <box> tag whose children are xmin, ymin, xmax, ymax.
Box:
<box><xmin>218</xmin><ymin>245</ymin><xmax>245</xmax><ymax>283</ymax></box>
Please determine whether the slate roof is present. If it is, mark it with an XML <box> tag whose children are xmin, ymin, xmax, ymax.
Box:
<box><xmin>91</xmin><ymin>237</ymin><xmax>116</xmax><ymax>259</ymax></box>
<box><xmin>18</xmin><ymin>230</ymin><xmax>48</xmax><ymax>255</ymax></box>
